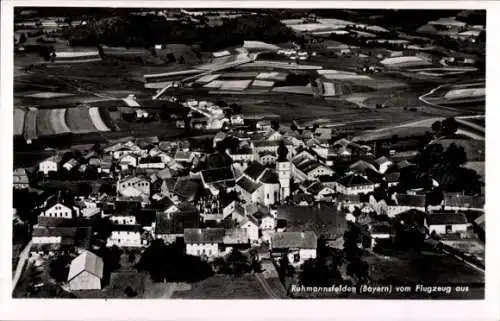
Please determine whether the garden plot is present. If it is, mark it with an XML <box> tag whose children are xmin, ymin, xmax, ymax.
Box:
<box><xmin>23</xmin><ymin>110</ymin><xmax>38</xmax><ymax>141</ymax></box>
<box><xmin>50</xmin><ymin>109</ymin><xmax>71</xmax><ymax>134</ymax></box>
<box><xmin>256</xmin><ymin>72</ymin><xmax>288</xmax><ymax>81</ymax></box>
<box><xmin>89</xmin><ymin>107</ymin><xmax>111</xmax><ymax>132</ymax></box>
<box><xmin>240</xmin><ymin>61</ymin><xmax>322</xmax><ymax>70</ymax></box>
<box><xmin>445</xmin><ymin>88</ymin><xmax>485</xmax><ymax>100</ymax></box>
<box><xmin>210</xmin><ymin>79</ymin><xmax>252</xmax><ymax>91</ymax></box>
<box><xmin>14</xmin><ymin>108</ymin><xmax>26</xmax><ymax>136</ymax></box>
<box><xmin>23</xmin><ymin>92</ymin><xmax>75</xmax><ymax>99</ymax></box>
<box><xmin>381</xmin><ymin>56</ymin><xmax>432</xmax><ymax>68</ymax></box>
<box><xmin>65</xmin><ymin>106</ymin><xmax>98</xmax><ymax>134</ymax></box>
<box><xmin>272</xmin><ymin>86</ymin><xmax>314</xmax><ymax>95</ymax></box>
<box><xmin>195</xmin><ymin>74</ymin><xmax>221</xmax><ymax>83</ymax></box>
<box><xmin>243</xmin><ymin>40</ymin><xmax>280</xmax><ymax>51</ymax></box>
<box><xmin>251</xmin><ymin>80</ymin><xmax>275</xmax><ymax>87</ymax></box>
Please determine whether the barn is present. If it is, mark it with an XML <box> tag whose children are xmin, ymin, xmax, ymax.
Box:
<box><xmin>67</xmin><ymin>251</ymin><xmax>104</xmax><ymax>291</ymax></box>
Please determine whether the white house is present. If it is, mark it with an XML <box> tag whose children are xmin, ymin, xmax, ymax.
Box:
<box><xmin>40</xmin><ymin>193</ymin><xmax>76</xmax><ymax>219</ymax></box>
<box><xmin>259</xmin><ymin>151</ymin><xmax>277</xmax><ymax>165</ymax></box>
<box><xmin>239</xmin><ymin>216</ymin><xmax>260</xmax><ymax>243</ymax></box>
<box><xmin>117</xmin><ymin>176</ymin><xmax>150</xmax><ymax>197</ymax></box>
<box><xmin>106</xmin><ymin>225</ymin><xmax>144</xmax><ymax>247</ymax></box>
<box><xmin>270</xmin><ymin>231</ymin><xmax>318</xmax><ymax>267</ymax></box>
<box><xmin>31</xmin><ymin>226</ymin><xmax>77</xmax><ymax>247</ymax></box>
<box><xmin>119</xmin><ymin>154</ymin><xmax>138</xmax><ymax>170</ymax></box>
<box><xmin>427</xmin><ymin>213</ymin><xmax>470</xmax><ymax>235</ymax></box>
<box><xmin>62</xmin><ymin>158</ymin><xmax>79</xmax><ymax>171</ymax></box>
<box><xmin>109</xmin><ymin>213</ymin><xmax>137</xmax><ymax>225</ymax></box>
<box><xmin>375</xmin><ymin>156</ymin><xmax>393</xmax><ymax>174</ymax></box>
<box><xmin>39</xmin><ymin>155</ymin><xmax>61</xmax><ymax>175</ymax></box>
<box><xmin>67</xmin><ymin>251</ymin><xmax>104</xmax><ymax>291</ymax></box>
<box><xmin>236</xmin><ymin>176</ymin><xmax>263</xmax><ymax>204</ymax></box>
<box><xmin>184</xmin><ymin>228</ymin><xmax>225</xmax><ymax>258</ymax></box>
<box><xmin>335</xmin><ymin>174</ymin><xmax>377</xmax><ymax>195</ymax></box>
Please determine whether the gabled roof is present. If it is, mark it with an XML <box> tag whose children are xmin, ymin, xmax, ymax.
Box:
<box><xmin>236</xmin><ymin>176</ymin><xmax>262</xmax><ymax>194</ymax></box>
<box><xmin>244</xmin><ymin>161</ymin><xmax>267</xmax><ymax>181</ymax></box>
<box><xmin>375</xmin><ymin>156</ymin><xmax>392</xmax><ymax>165</ymax></box>
<box><xmin>239</xmin><ymin>215</ymin><xmax>259</xmax><ymax>227</ymax></box>
<box><xmin>306</xmin><ymin>182</ymin><xmax>333</xmax><ymax>196</ymax></box>
<box><xmin>336</xmin><ymin>174</ymin><xmax>374</xmax><ymax>187</ymax></box>
<box><xmin>174</xmin><ymin>178</ymin><xmax>200</xmax><ymax>201</ymax></box>
<box><xmin>155</xmin><ymin>211</ymin><xmax>200</xmax><ymax>235</ymax></box>
<box><xmin>271</xmin><ymin>231</ymin><xmax>317</xmax><ymax>249</ymax></box>
<box><xmin>259</xmin><ymin>168</ymin><xmax>279</xmax><ymax>184</ymax></box>
<box><xmin>392</xmin><ymin>193</ymin><xmax>426</xmax><ymax>208</ymax></box>
<box><xmin>201</xmin><ymin>167</ymin><xmax>234</xmax><ymax>184</ymax></box>
<box><xmin>223</xmin><ymin>228</ymin><xmax>249</xmax><ymax>244</ymax></box>
<box><xmin>174</xmin><ymin>151</ymin><xmax>194</xmax><ymax>161</ymax></box>
<box><xmin>43</xmin><ymin>191</ymin><xmax>74</xmax><ymax>212</ymax></box>
<box><xmin>444</xmin><ymin>193</ymin><xmax>484</xmax><ymax>208</ymax></box>
<box><xmin>32</xmin><ymin>226</ymin><xmax>78</xmax><ymax>237</ymax></box>
<box><xmin>68</xmin><ymin>251</ymin><xmax>104</xmax><ymax>281</ymax></box>
<box><xmin>349</xmin><ymin>160</ymin><xmax>378</xmax><ymax>173</ymax></box>
<box><xmin>427</xmin><ymin>213</ymin><xmax>468</xmax><ymax>226</ymax></box>
<box><xmin>184</xmin><ymin>228</ymin><xmax>225</xmax><ymax>244</ymax></box>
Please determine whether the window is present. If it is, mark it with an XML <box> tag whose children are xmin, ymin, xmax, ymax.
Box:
<box><xmin>445</xmin><ymin>225</ymin><xmax>452</xmax><ymax>234</ymax></box>
<box><xmin>294</xmin><ymin>253</ymin><xmax>300</xmax><ymax>263</ymax></box>
<box><xmin>208</xmin><ymin>250</ymin><xmax>211</xmax><ymax>256</ymax></box>
<box><xmin>267</xmin><ymin>194</ymin><xmax>270</xmax><ymax>200</ymax></box>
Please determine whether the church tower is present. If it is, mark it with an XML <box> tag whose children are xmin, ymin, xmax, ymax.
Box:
<box><xmin>276</xmin><ymin>140</ymin><xmax>291</xmax><ymax>201</ymax></box>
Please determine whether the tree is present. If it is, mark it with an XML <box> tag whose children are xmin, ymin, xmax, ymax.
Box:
<box><xmin>166</xmin><ymin>53</ymin><xmax>176</xmax><ymax>63</ymax></box>
<box><xmin>312</xmin><ymin>123</ymin><xmax>319</xmax><ymax>131</ymax></box>
<box><xmin>49</xmin><ymin>253</ymin><xmax>72</xmax><ymax>283</ymax></box>
<box><xmin>19</xmin><ymin>33</ymin><xmax>27</xmax><ymax>44</ymax></box>
<box><xmin>441</xmin><ymin>117</ymin><xmax>458</xmax><ymax>136</ymax></box>
<box><xmin>222</xmin><ymin>248</ymin><xmax>250</xmax><ymax>276</ymax></box>
<box><xmin>271</xmin><ymin>119</ymin><xmax>280</xmax><ymax>131</ymax></box>
<box><xmin>77</xmin><ymin>182</ymin><xmax>93</xmax><ymax>197</ymax></box>
<box><xmin>290</xmin><ymin>123</ymin><xmax>298</xmax><ymax>131</ymax></box>
<box><xmin>230</xmin><ymin>103</ymin><xmax>241</xmax><ymax>114</ymax></box>
<box><xmin>431</xmin><ymin>120</ymin><xmax>442</xmax><ymax>133</ymax></box>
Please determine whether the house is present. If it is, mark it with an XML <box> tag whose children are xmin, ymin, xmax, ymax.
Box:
<box><xmin>387</xmin><ymin>193</ymin><xmax>426</xmax><ymax>217</ymax></box>
<box><xmin>239</xmin><ymin>216</ymin><xmax>260</xmax><ymax>243</ymax></box>
<box><xmin>119</xmin><ymin>154</ymin><xmax>138</xmax><ymax>170</ymax></box>
<box><xmin>348</xmin><ymin>160</ymin><xmax>378</xmax><ymax>176</ymax></box>
<box><xmin>236</xmin><ymin>176</ymin><xmax>263</xmax><ymax>204</ymax></box>
<box><xmin>31</xmin><ymin>226</ymin><xmax>77</xmax><ymax>252</ymax></box>
<box><xmin>99</xmin><ymin>156</ymin><xmax>113</xmax><ymax>174</ymax></box>
<box><xmin>427</xmin><ymin>213</ymin><xmax>470</xmax><ymax>235</ymax></box>
<box><xmin>13</xmin><ymin>168</ymin><xmax>30</xmax><ymax>189</ymax></box>
<box><xmin>335</xmin><ymin>174</ymin><xmax>377</xmax><ymax>195</ymax></box>
<box><xmin>263</xmin><ymin>130</ymin><xmax>282</xmax><ymax>141</ymax></box>
<box><xmin>184</xmin><ymin>228</ymin><xmax>225</xmax><ymax>258</ymax></box>
<box><xmin>442</xmin><ymin>193</ymin><xmax>484</xmax><ymax>212</ymax></box>
<box><xmin>62</xmin><ymin>158</ymin><xmax>79</xmax><ymax>171</ymax></box>
<box><xmin>259</xmin><ymin>151</ymin><xmax>278</xmax><ymax>165</ymax></box>
<box><xmin>138</xmin><ymin>156</ymin><xmax>165</xmax><ymax>169</ymax></box>
<box><xmin>306</xmin><ymin>182</ymin><xmax>335</xmax><ymax>200</ymax></box>
<box><xmin>174</xmin><ymin>151</ymin><xmax>196</xmax><ymax>164</ymax></box>
<box><xmin>154</xmin><ymin>210</ymin><xmax>200</xmax><ymax>244</ymax></box>
<box><xmin>39</xmin><ymin>192</ymin><xmax>76</xmax><ymax>219</ymax></box>
<box><xmin>116</xmin><ymin>176</ymin><xmax>150</xmax><ymax>197</ymax></box>
<box><xmin>106</xmin><ymin>224</ymin><xmax>144</xmax><ymax>247</ymax></box>
<box><xmin>108</xmin><ymin>212</ymin><xmax>137</xmax><ymax>225</ymax></box>
<box><xmin>39</xmin><ymin>155</ymin><xmax>61</xmax><ymax>175</ymax></box>
<box><xmin>200</xmin><ymin>167</ymin><xmax>235</xmax><ymax>194</ymax></box>
<box><xmin>270</xmin><ymin>231</ymin><xmax>317</xmax><ymax>266</ymax></box>
<box><xmin>368</xmin><ymin>222</ymin><xmax>393</xmax><ymax>249</ymax></box>
<box><xmin>223</xmin><ymin>228</ymin><xmax>250</xmax><ymax>249</ymax></box>
<box><xmin>375</xmin><ymin>156</ymin><xmax>393</xmax><ymax>174</ymax></box>
<box><xmin>67</xmin><ymin>251</ymin><xmax>104</xmax><ymax>291</ymax></box>
<box><xmin>152</xmin><ymin>196</ymin><xmax>179</xmax><ymax>215</ymax></box>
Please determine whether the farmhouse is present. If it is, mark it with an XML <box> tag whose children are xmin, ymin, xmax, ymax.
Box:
<box><xmin>154</xmin><ymin>210</ymin><xmax>200</xmax><ymax>244</ymax></box>
<box><xmin>270</xmin><ymin>231</ymin><xmax>318</xmax><ymax>267</ymax></box>
<box><xmin>39</xmin><ymin>155</ymin><xmax>62</xmax><ymax>175</ymax></box>
<box><xmin>375</xmin><ymin>156</ymin><xmax>393</xmax><ymax>174</ymax></box>
<box><xmin>335</xmin><ymin>174</ymin><xmax>377</xmax><ymax>195</ymax></box>
<box><xmin>13</xmin><ymin>168</ymin><xmax>30</xmax><ymax>189</ymax></box>
<box><xmin>40</xmin><ymin>192</ymin><xmax>76</xmax><ymax>219</ymax></box>
<box><xmin>67</xmin><ymin>251</ymin><xmax>104</xmax><ymax>291</ymax></box>
<box><xmin>106</xmin><ymin>224</ymin><xmax>144</xmax><ymax>247</ymax></box>
<box><xmin>427</xmin><ymin>213</ymin><xmax>470</xmax><ymax>235</ymax></box>
<box><xmin>116</xmin><ymin>176</ymin><xmax>150</xmax><ymax>197</ymax></box>
<box><xmin>31</xmin><ymin>226</ymin><xmax>78</xmax><ymax>251</ymax></box>
<box><xmin>238</xmin><ymin>215</ymin><xmax>260</xmax><ymax>243</ymax></box>
<box><xmin>184</xmin><ymin>228</ymin><xmax>225</xmax><ymax>258</ymax></box>
<box><xmin>387</xmin><ymin>193</ymin><xmax>426</xmax><ymax>217</ymax></box>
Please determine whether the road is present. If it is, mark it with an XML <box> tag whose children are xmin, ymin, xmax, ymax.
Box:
<box><xmin>254</xmin><ymin>272</ymin><xmax>280</xmax><ymax>298</ymax></box>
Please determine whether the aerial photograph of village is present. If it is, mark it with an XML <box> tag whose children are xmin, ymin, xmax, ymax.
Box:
<box><xmin>12</xmin><ymin>7</ymin><xmax>485</xmax><ymax>299</ymax></box>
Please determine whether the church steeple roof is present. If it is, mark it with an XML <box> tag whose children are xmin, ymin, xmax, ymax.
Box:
<box><xmin>277</xmin><ymin>140</ymin><xmax>288</xmax><ymax>162</ymax></box>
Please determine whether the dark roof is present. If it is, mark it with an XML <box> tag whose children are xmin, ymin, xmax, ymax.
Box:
<box><xmin>276</xmin><ymin>204</ymin><xmax>348</xmax><ymax>239</ymax></box>
<box><xmin>307</xmin><ymin>182</ymin><xmax>332</xmax><ymax>195</ymax></box>
<box><xmin>259</xmin><ymin>169</ymin><xmax>279</xmax><ymax>184</ymax></box>
<box><xmin>32</xmin><ymin>226</ymin><xmax>78</xmax><ymax>237</ymax></box>
<box><xmin>201</xmin><ymin>167</ymin><xmax>234</xmax><ymax>184</ymax></box>
<box><xmin>155</xmin><ymin>211</ymin><xmax>200</xmax><ymax>235</ymax></box>
<box><xmin>385</xmin><ymin>171</ymin><xmax>400</xmax><ymax>182</ymax></box>
<box><xmin>370</xmin><ymin>222</ymin><xmax>393</xmax><ymax>235</ymax></box>
<box><xmin>151</xmin><ymin>196</ymin><xmax>176</xmax><ymax>211</ymax></box>
<box><xmin>293</xmin><ymin>193</ymin><xmax>314</xmax><ymax>204</ymax></box>
<box><xmin>75</xmin><ymin>227</ymin><xmax>93</xmax><ymax>249</ymax></box>
<box><xmin>111</xmin><ymin>224</ymin><xmax>142</xmax><ymax>232</ymax></box>
<box><xmin>349</xmin><ymin>160</ymin><xmax>378</xmax><ymax>173</ymax></box>
<box><xmin>237</xmin><ymin>176</ymin><xmax>262</xmax><ymax>194</ymax></box>
<box><xmin>174</xmin><ymin>178</ymin><xmax>200</xmax><ymax>201</ymax></box>
<box><xmin>428</xmin><ymin>213</ymin><xmax>468</xmax><ymax>225</ymax></box>
<box><xmin>244</xmin><ymin>161</ymin><xmax>267</xmax><ymax>181</ymax></box>
<box><xmin>444</xmin><ymin>193</ymin><xmax>484</xmax><ymax>208</ymax></box>
<box><xmin>375</xmin><ymin>156</ymin><xmax>392</xmax><ymax>165</ymax></box>
<box><xmin>184</xmin><ymin>228</ymin><xmax>225</xmax><ymax>244</ymax></box>
<box><xmin>336</xmin><ymin>174</ymin><xmax>373</xmax><ymax>187</ymax></box>
<box><xmin>271</xmin><ymin>231</ymin><xmax>317</xmax><ymax>249</ymax></box>
<box><xmin>395</xmin><ymin>209</ymin><xmax>427</xmax><ymax>226</ymax></box>
<box><xmin>335</xmin><ymin>194</ymin><xmax>361</xmax><ymax>203</ymax></box>
<box><xmin>393</xmin><ymin>194</ymin><xmax>426</xmax><ymax>207</ymax></box>
<box><xmin>37</xmin><ymin>216</ymin><xmax>77</xmax><ymax>227</ymax></box>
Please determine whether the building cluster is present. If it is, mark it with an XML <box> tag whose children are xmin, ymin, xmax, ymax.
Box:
<box><xmin>13</xmin><ymin>119</ymin><xmax>485</xmax><ymax>291</ymax></box>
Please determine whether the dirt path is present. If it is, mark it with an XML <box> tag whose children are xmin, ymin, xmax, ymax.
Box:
<box><xmin>254</xmin><ymin>272</ymin><xmax>279</xmax><ymax>298</ymax></box>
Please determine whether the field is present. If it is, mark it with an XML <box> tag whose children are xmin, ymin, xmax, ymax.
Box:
<box><xmin>419</xmin><ymin>82</ymin><xmax>485</xmax><ymax>112</ymax></box>
<box><xmin>171</xmin><ymin>274</ymin><xmax>270</xmax><ymax>299</ymax></box>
